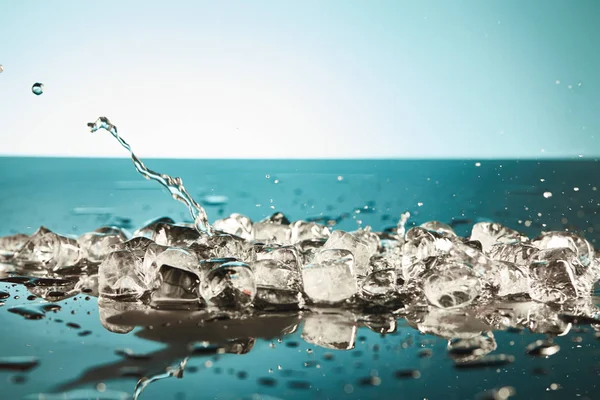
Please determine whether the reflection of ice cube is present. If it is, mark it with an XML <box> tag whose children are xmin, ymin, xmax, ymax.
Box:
<box><xmin>198</xmin><ymin>261</ymin><xmax>256</xmax><ymax>309</ymax></box>
<box><xmin>213</xmin><ymin>213</ymin><xmax>254</xmax><ymax>241</ymax></box>
<box><xmin>423</xmin><ymin>262</ymin><xmax>480</xmax><ymax>309</ymax></box>
<box><xmin>323</xmin><ymin>230</ymin><xmax>370</xmax><ymax>276</ymax></box>
<box><xmin>447</xmin><ymin>332</ymin><xmax>497</xmax><ymax>361</ymax></box>
<box><xmin>98</xmin><ymin>298</ymin><xmax>146</xmax><ymax>334</ymax></box>
<box><xmin>302</xmin><ymin>249</ymin><xmax>357</xmax><ymax>304</ymax></box>
<box><xmin>99</xmin><ymin>250</ymin><xmax>150</xmax><ymax>301</ymax></box>
<box><xmin>15</xmin><ymin>227</ymin><xmax>83</xmax><ymax>271</ymax></box>
<box><xmin>301</xmin><ymin>312</ymin><xmax>357</xmax><ymax>350</ymax></box>
<box><xmin>470</xmin><ymin>222</ymin><xmax>527</xmax><ymax>253</ymax></box>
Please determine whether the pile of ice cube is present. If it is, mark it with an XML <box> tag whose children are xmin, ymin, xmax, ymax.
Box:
<box><xmin>1</xmin><ymin>212</ymin><xmax>598</xmax><ymax>311</ymax></box>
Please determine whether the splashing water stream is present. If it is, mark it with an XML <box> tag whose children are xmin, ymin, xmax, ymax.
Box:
<box><xmin>87</xmin><ymin>117</ymin><xmax>212</xmax><ymax>235</ymax></box>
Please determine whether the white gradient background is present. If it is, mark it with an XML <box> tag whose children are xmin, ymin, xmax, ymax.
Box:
<box><xmin>0</xmin><ymin>0</ymin><xmax>598</xmax><ymax>159</ymax></box>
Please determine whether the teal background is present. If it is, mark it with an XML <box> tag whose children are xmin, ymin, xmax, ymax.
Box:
<box><xmin>1</xmin><ymin>0</ymin><xmax>599</xmax><ymax>158</ymax></box>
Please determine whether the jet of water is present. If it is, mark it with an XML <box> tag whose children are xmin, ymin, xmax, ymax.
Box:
<box><xmin>87</xmin><ymin>117</ymin><xmax>212</xmax><ymax>235</ymax></box>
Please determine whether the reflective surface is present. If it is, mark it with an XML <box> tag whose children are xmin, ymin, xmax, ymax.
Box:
<box><xmin>1</xmin><ymin>158</ymin><xmax>599</xmax><ymax>400</ymax></box>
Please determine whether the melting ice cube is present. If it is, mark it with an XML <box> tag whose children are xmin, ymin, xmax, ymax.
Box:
<box><xmin>302</xmin><ymin>249</ymin><xmax>357</xmax><ymax>304</ymax></box>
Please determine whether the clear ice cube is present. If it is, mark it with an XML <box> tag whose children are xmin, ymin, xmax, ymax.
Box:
<box><xmin>253</xmin><ymin>222</ymin><xmax>292</xmax><ymax>245</ymax></box>
<box><xmin>133</xmin><ymin>217</ymin><xmax>176</xmax><ymax>239</ymax></box>
<box><xmin>301</xmin><ymin>312</ymin><xmax>357</xmax><ymax>350</ymax></box>
<box><xmin>420</xmin><ymin>221</ymin><xmax>457</xmax><ymax>237</ymax></box>
<box><xmin>423</xmin><ymin>262</ymin><xmax>481</xmax><ymax>309</ymax></box>
<box><xmin>486</xmin><ymin>261</ymin><xmax>529</xmax><ymax>298</ymax></box>
<box><xmin>350</xmin><ymin>227</ymin><xmax>381</xmax><ymax>257</ymax></box>
<box><xmin>289</xmin><ymin>221</ymin><xmax>331</xmax><ymax>243</ymax></box>
<box><xmin>470</xmin><ymin>222</ymin><xmax>528</xmax><ymax>253</ymax></box>
<box><xmin>112</xmin><ymin>237</ymin><xmax>155</xmax><ymax>252</ymax></box>
<box><xmin>294</xmin><ymin>239</ymin><xmax>327</xmax><ymax>265</ymax></box>
<box><xmin>531</xmin><ymin>231</ymin><xmax>595</xmax><ymax>267</ymax></box>
<box><xmin>150</xmin><ymin>265</ymin><xmax>202</xmax><ymax>310</ymax></box>
<box><xmin>401</xmin><ymin>227</ymin><xmax>454</xmax><ymax>281</ymax></box>
<box><xmin>528</xmin><ymin>248</ymin><xmax>583</xmax><ymax>303</ymax></box>
<box><xmin>322</xmin><ymin>230</ymin><xmax>370</xmax><ymax>276</ymax></box>
<box><xmin>192</xmin><ymin>233</ymin><xmax>252</xmax><ymax>261</ymax></box>
<box><xmin>487</xmin><ymin>242</ymin><xmax>537</xmax><ymax>268</ymax></box>
<box><xmin>359</xmin><ymin>268</ymin><xmax>398</xmax><ymax>305</ymax></box>
<box><xmin>0</xmin><ymin>233</ymin><xmax>28</xmax><ymax>257</ymax></box>
<box><xmin>198</xmin><ymin>260</ymin><xmax>256</xmax><ymax>309</ymax></box>
<box><xmin>256</xmin><ymin>246</ymin><xmax>301</xmax><ymax>271</ymax></box>
<box><xmin>152</xmin><ymin>223</ymin><xmax>202</xmax><ymax>247</ymax></box>
<box><xmin>77</xmin><ymin>232</ymin><xmax>125</xmax><ymax>263</ymax></box>
<box><xmin>15</xmin><ymin>227</ymin><xmax>83</xmax><ymax>271</ymax></box>
<box><xmin>252</xmin><ymin>259</ymin><xmax>303</xmax><ymax>306</ymax></box>
<box><xmin>98</xmin><ymin>250</ymin><xmax>149</xmax><ymax>301</ymax></box>
<box><xmin>261</xmin><ymin>212</ymin><xmax>291</xmax><ymax>225</ymax></box>
<box><xmin>302</xmin><ymin>249</ymin><xmax>357</xmax><ymax>304</ymax></box>
<box><xmin>213</xmin><ymin>213</ymin><xmax>254</xmax><ymax>241</ymax></box>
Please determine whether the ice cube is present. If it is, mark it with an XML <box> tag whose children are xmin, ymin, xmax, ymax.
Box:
<box><xmin>528</xmin><ymin>248</ymin><xmax>583</xmax><ymax>303</ymax></box>
<box><xmin>133</xmin><ymin>216</ymin><xmax>175</xmax><ymax>239</ymax></box>
<box><xmin>112</xmin><ymin>236</ymin><xmax>155</xmax><ymax>252</ymax></box>
<box><xmin>0</xmin><ymin>233</ymin><xmax>28</xmax><ymax>257</ymax></box>
<box><xmin>148</xmin><ymin>247</ymin><xmax>199</xmax><ymax>275</ymax></box>
<box><xmin>150</xmin><ymin>265</ymin><xmax>202</xmax><ymax>310</ymax></box>
<box><xmin>191</xmin><ymin>233</ymin><xmax>253</xmax><ymax>261</ymax></box>
<box><xmin>531</xmin><ymin>231</ymin><xmax>594</xmax><ymax>267</ymax></box>
<box><xmin>153</xmin><ymin>223</ymin><xmax>202</xmax><ymax>247</ymax></box>
<box><xmin>93</xmin><ymin>226</ymin><xmax>130</xmax><ymax>241</ymax></box>
<box><xmin>15</xmin><ymin>227</ymin><xmax>83</xmax><ymax>271</ymax></box>
<box><xmin>294</xmin><ymin>239</ymin><xmax>326</xmax><ymax>265</ymax></box>
<box><xmin>401</xmin><ymin>227</ymin><xmax>454</xmax><ymax>281</ymax></box>
<box><xmin>256</xmin><ymin>246</ymin><xmax>301</xmax><ymax>271</ymax></box>
<box><xmin>290</xmin><ymin>221</ymin><xmax>331</xmax><ymax>243</ymax></box>
<box><xmin>487</xmin><ymin>242</ymin><xmax>537</xmax><ymax>268</ymax></box>
<box><xmin>252</xmin><ymin>259</ymin><xmax>303</xmax><ymax>306</ymax></box>
<box><xmin>301</xmin><ymin>312</ymin><xmax>357</xmax><ymax>350</ymax></box>
<box><xmin>322</xmin><ymin>230</ymin><xmax>370</xmax><ymax>276</ymax></box>
<box><xmin>198</xmin><ymin>260</ymin><xmax>256</xmax><ymax>309</ymax></box>
<box><xmin>485</xmin><ymin>261</ymin><xmax>529</xmax><ymax>298</ymax></box>
<box><xmin>420</xmin><ymin>221</ymin><xmax>457</xmax><ymax>237</ymax></box>
<box><xmin>302</xmin><ymin>249</ymin><xmax>357</xmax><ymax>304</ymax></box>
<box><xmin>359</xmin><ymin>268</ymin><xmax>398</xmax><ymax>305</ymax></box>
<box><xmin>77</xmin><ymin>232</ymin><xmax>125</xmax><ymax>262</ymax></box>
<box><xmin>423</xmin><ymin>262</ymin><xmax>481</xmax><ymax>309</ymax></box>
<box><xmin>98</xmin><ymin>250</ymin><xmax>151</xmax><ymax>301</ymax></box>
<box><xmin>351</xmin><ymin>227</ymin><xmax>381</xmax><ymax>257</ymax></box>
<box><xmin>470</xmin><ymin>222</ymin><xmax>528</xmax><ymax>253</ymax></box>
<box><xmin>213</xmin><ymin>213</ymin><xmax>254</xmax><ymax>241</ymax></box>
<box><xmin>261</xmin><ymin>212</ymin><xmax>291</xmax><ymax>225</ymax></box>
<box><xmin>253</xmin><ymin>222</ymin><xmax>292</xmax><ymax>245</ymax></box>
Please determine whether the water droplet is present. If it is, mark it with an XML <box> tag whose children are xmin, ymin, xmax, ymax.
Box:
<box><xmin>475</xmin><ymin>162</ymin><xmax>481</xmax><ymax>167</ymax></box>
<box><xmin>0</xmin><ymin>65</ymin><xmax>4</xmax><ymax>73</ymax></box>
<box><xmin>543</xmin><ymin>192</ymin><xmax>553</xmax><ymax>198</ymax></box>
<box><xmin>0</xmin><ymin>356</ymin><xmax>39</xmax><ymax>371</ymax></box>
<box><xmin>573</xmin><ymin>187</ymin><xmax>579</xmax><ymax>192</ymax></box>
<box><xmin>337</xmin><ymin>176</ymin><xmax>343</xmax><ymax>181</ymax></box>
<box><xmin>32</xmin><ymin>82</ymin><xmax>44</xmax><ymax>96</ymax></box>
<box><xmin>555</xmin><ymin>80</ymin><xmax>561</xmax><ymax>85</ymax></box>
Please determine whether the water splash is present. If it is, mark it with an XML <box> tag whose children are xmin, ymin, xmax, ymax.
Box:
<box><xmin>132</xmin><ymin>357</ymin><xmax>188</xmax><ymax>400</ymax></box>
<box><xmin>87</xmin><ymin>117</ymin><xmax>212</xmax><ymax>235</ymax></box>
<box><xmin>32</xmin><ymin>82</ymin><xmax>44</xmax><ymax>96</ymax></box>
<box><xmin>397</xmin><ymin>211</ymin><xmax>411</xmax><ymax>237</ymax></box>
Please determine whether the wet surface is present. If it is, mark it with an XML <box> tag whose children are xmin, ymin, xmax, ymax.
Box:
<box><xmin>1</xmin><ymin>158</ymin><xmax>599</xmax><ymax>399</ymax></box>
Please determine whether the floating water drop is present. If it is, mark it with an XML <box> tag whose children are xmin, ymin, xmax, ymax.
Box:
<box><xmin>32</xmin><ymin>82</ymin><xmax>44</xmax><ymax>95</ymax></box>
<box><xmin>543</xmin><ymin>192</ymin><xmax>553</xmax><ymax>198</ymax></box>
<box><xmin>0</xmin><ymin>64</ymin><xmax>3</xmax><ymax>73</ymax></box>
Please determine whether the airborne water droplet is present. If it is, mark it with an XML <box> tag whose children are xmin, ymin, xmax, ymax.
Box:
<box><xmin>0</xmin><ymin>64</ymin><xmax>4</xmax><ymax>73</ymax></box>
<box><xmin>32</xmin><ymin>83</ymin><xmax>44</xmax><ymax>96</ymax></box>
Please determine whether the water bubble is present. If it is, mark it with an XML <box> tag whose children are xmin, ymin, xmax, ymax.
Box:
<box><xmin>31</xmin><ymin>83</ymin><xmax>44</xmax><ymax>95</ymax></box>
<box><xmin>543</xmin><ymin>192</ymin><xmax>553</xmax><ymax>198</ymax></box>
